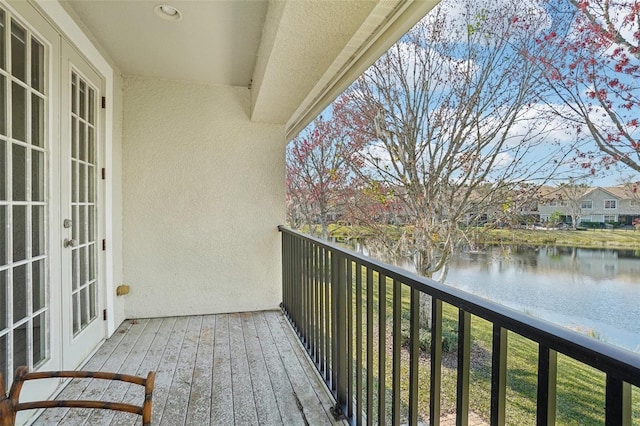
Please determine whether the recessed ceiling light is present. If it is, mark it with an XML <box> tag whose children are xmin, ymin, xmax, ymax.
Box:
<box><xmin>154</xmin><ymin>4</ymin><xmax>182</xmax><ymax>22</ymax></box>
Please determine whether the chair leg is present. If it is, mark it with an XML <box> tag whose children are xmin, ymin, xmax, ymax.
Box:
<box><xmin>142</xmin><ymin>371</ymin><xmax>155</xmax><ymax>426</ymax></box>
<box><xmin>0</xmin><ymin>372</ymin><xmax>16</xmax><ymax>426</ymax></box>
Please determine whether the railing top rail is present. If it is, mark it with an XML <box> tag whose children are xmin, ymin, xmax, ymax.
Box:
<box><xmin>279</xmin><ymin>226</ymin><xmax>640</xmax><ymax>386</ymax></box>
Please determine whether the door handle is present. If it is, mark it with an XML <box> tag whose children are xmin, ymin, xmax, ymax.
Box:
<box><xmin>63</xmin><ymin>238</ymin><xmax>78</xmax><ymax>248</ymax></box>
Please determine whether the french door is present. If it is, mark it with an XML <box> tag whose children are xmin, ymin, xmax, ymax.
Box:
<box><xmin>0</xmin><ymin>0</ymin><xmax>104</xmax><ymax>391</ymax></box>
<box><xmin>60</xmin><ymin>41</ymin><xmax>103</xmax><ymax>370</ymax></box>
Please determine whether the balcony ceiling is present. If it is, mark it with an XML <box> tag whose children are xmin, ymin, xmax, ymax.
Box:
<box><xmin>62</xmin><ymin>0</ymin><xmax>439</xmax><ymax>137</ymax></box>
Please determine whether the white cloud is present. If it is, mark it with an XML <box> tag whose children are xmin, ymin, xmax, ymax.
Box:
<box><xmin>425</xmin><ymin>0</ymin><xmax>551</xmax><ymax>43</ymax></box>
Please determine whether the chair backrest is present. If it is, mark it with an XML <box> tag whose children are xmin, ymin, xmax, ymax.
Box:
<box><xmin>0</xmin><ymin>366</ymin><xmax>155</xmax><ymax>426</ymax></box>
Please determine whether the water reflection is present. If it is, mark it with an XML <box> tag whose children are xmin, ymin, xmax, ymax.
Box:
<box><xmin>357</xmin><ymin>242</ymin><xmax>640</xmax><ymax>353</ymax></box>
<box><xmin>452</xmin><ymin>246</ymin><xmax>640</xmax><ymax>282</ymax></box>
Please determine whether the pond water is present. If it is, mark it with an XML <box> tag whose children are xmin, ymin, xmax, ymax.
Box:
<box><xmin>362</xmin><ymin>244</ymin><xmax>640</xmax><ymax>353</ymax></box>
<box><xmin>445</xmin><ymin>246</ymin><xmax>640</xmax><ymax>353</ymax></box>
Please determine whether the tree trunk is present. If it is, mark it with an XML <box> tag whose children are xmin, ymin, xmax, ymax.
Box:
<box><xmin>419</xmin><ymin>293</ymin><xmax>432</xmax><ymax>330</ymax></box>
<box><xmin>320</xmin><ymin>218</ymin><xmax>328</xmax><ymax>240</ymax></box>
<box><xmin>416</xmin><ymin>253</ymin><xmax>432</xmax><ymax>330</ymax></box>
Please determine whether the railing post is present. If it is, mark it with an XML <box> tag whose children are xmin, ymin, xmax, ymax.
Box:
<box><xmin>392</xmin><ymin>279</ymin><xmax>402</xmax><ymax>425</ymax></box>
<box><xmin>430</xmin><ymin>297</ymin><xmax>442</xmax><ymax>426</ymax></box>
<box><xmin>491</xmin><ymin>325</ymin><xmax>507</xmax><ymax>426</ymax></box>
<box><xmin>456</xmin><ymin>310</ymin><xmax>471</xmax><ymax>426</ymax></box>
<box><xmin>315</xmin><ymin>245</ymin><xmax>322</xmax><ymax>364</ymax></box>
<box><xmin>293</xmin><ymin>234</ymin><xmax>300</xmax><ymax>329</ymax></box>
<box><xmin>308</xmin><ymin>242</ymin><xmax>314</xmax><ymax>356</ymax></box>
<box><xmin>355</xmin><ymin>263</ymin><xmax>363</xmax><ymax>426</ymax></box>
<box><xmin>409</xmin><ymin>287</ymin><xmax>420</xmax><ymax>426</ymax></box>
<box><xmin>311</xmin><ymin>244</ymin><xmax>318</xmax><ymax>362</ymax></box>
<box><xmin>324</xmin><ymin>248</ymin><xmax>331</xmax><ymax>382</ymax></box>
<box><xmin>347</xmin><ymin>261</ymin><xmax>354</xmax><ymax>419</ymax></box>
<box><xmin>537</xmin><ymin>346</ymin><xmax>557</xmax><ymax>426</ymax></box>
<box><xmin>331</xmin><ymin>252</ymin><xmax>348</xmax><ymax>420</ymax></box>
<box><xmin>378</xmin><ymin>273</ymin><xmax>387</xmax><ymax>424</ymax></box>
<box><xmin>366</xmin><ymin>268</ymin><xmax>374</xmax><ymax>424</ymax></box>
<box><xmin>281</xmin><ymin>232</ymin><xmax>287</xmax><ymax>312</ymax></box>
<box><xmin>303</xmin><ymin>239</ymin><xmax>309</xmax><ymax>346</ymax></box>
<box><xmin>331</xmin><ymin>250</ymin><xmax>338</xmax><ymax>394</ymax></box>
<box><xmin>605</xmin><ymin>375</ymin><xmax>632</xmax><ymax>426</ymax></box>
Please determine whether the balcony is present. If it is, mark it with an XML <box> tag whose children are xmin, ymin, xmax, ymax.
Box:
<box><xmin>12</xmin><ymin>227</ymin><xmax>638</xmax><ymax>425</ymax></box>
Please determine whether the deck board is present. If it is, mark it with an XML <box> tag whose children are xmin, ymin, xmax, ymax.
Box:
<box><xmin>152</xmin><ymin>316</ymin><xmax>189</xmax><ymax>425</ymax></box>
<box><xmin>266</xmin><ymin>311</ymin><xmax>336</xmax><ymax>425</ymax></box>
<box><xmin>253</xmin><ymin>311</ymin><xmax>306</xmax><ymax>426</ymax></box>
<box><xmin>228</xmin><ymin>313</ymin><xmax>259</xmax><ymax>425</ymax></box>
<box><xmin>31</xmin><ymin>311</ymin><xmax>343</xmax><ymax>425</ymax></box>
<box><xmin>159</xmin><ymin>316</ymin><xmax>201</xmax><ymax>426</ymax></box>
<box><xmin>210</xmin><ymin>314</ymin><xmax>234</xmax><ymax>425</ymax></box>
<box><xmin>86</xmin><ymin>318</ymin><xmax>162</xmax><ymax>425</ymax></box>
<box><xmin>111</xmin><ymin>317</ymin><xmax>171</xmax><ymax>426</ymax></box>
<box><xmin>184</xmin><ymin>314</ymin><xmax>215</xmax><ymax>426</ymax></box>
<box><xmin>241</xmin><ymin>312</ymin><xmax>282</xmax><ymax>425</ymax></box>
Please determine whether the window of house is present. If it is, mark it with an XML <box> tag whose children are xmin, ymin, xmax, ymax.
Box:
<box><xmin>604</xmin><ymin>215</ymin><xmax>616</xmax><ymax>222</ymax></box>
<box><xmin>631</xmin><ymin>200</ymin><xmax>639</xmax><ymax>207</ymax></box>
<box><xmin>581</xmin><ymin>200</ymin><xmax>592</xmax><ymax>209</ymax></box>
<box><xmin>604</xmin><ymin>199</ymin><xmax>617</xmax><ymax>209</ymax></box>
<box><xmin>549</xmin><ymin>200</ymin><xmax>557</xmax><ymax>207</ymax></box>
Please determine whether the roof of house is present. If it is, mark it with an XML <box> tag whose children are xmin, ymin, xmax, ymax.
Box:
<box><xmin>539</xmin><ymin>184</ymin><xmax>640</xmax><ymax>202</ymax></box>
<box><xmin>601</xmin><ymin>184</ymin><xmax>639</xmax><ymax>199</ymax></box>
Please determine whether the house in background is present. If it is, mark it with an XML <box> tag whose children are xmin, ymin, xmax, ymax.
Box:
<box><xmin>597</xmin><ymin>186</ymin><xmax>640</xmax><ymax>226</ymax></box>
<box><xmin>538</xmin><ymin>185</ymin><xmax>640</xmax><ymax>226</ymax></box>
<box><xmin>0</xmin><ymin>0</ymin><xmax>439</xmax><ymax>414</ymax></box>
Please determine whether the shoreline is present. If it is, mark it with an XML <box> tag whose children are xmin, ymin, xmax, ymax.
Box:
<box><xmin>319</xmin><ymin>224</ymin><xmax>640</xmax><ymax>251</ymax></box>
<box><xmin>478</xmin><ymin>228</ymin><xmax>640</xmax><ymax>250</ymax></box>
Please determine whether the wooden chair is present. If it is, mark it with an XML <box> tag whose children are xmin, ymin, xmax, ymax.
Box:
<box><xmin>0</xmin><ymin>366</ymin><xmax>155</xmax><ymax>426</ymax></box>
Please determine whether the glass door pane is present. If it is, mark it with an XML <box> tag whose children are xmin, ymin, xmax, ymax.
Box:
<box><xmin>0</xmin><ymin>7</ymin><xmax>49</xmax><ymax>380</ymax></box>
<box><xmin>70</xmin><ymin>71</ymin><xmax>98</xmax><ymax>335</ymax></box>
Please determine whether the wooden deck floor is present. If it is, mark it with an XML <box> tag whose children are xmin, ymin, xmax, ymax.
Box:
<box><xmin>31</xmin><ymin>311</ymin><xmax>344</xmax><ymax>425</ymax></box>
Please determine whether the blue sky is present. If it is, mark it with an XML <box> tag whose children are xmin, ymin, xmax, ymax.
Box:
<box><xmin>301</xmin><ymin>0</ymin><xmax>640</xmax><ymax>189</ymax></box>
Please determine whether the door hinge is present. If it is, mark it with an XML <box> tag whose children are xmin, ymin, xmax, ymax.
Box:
<box><xmin>102</xmin><ymin>239</ymin><xmax>106</xmax><ymax>251</ymax></box>
<box><xmin>101</xmin><ymin>168</ymin><xmax>106</xmax><ymax>180</ymax></box>
<box><xmin>101</xmin><ymin>96</ymin><xmax>106</xmax><ymax>109</ymax></box>
<box><xmin>103</xmin><ymin>309</ymin><xmax>107</xmax><ymax>321</ymax></box>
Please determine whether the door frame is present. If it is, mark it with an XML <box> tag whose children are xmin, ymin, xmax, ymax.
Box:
<box><xmin>33</xmin><ymin>0</ymin><xmax>118</xmax><ymax>335</ymax></box>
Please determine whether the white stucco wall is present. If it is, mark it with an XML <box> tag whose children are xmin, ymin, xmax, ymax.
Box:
<box><xmin>122</xmin><ymin>76</ymin><xmax>285</xmax><ymax>318</ymax></box>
